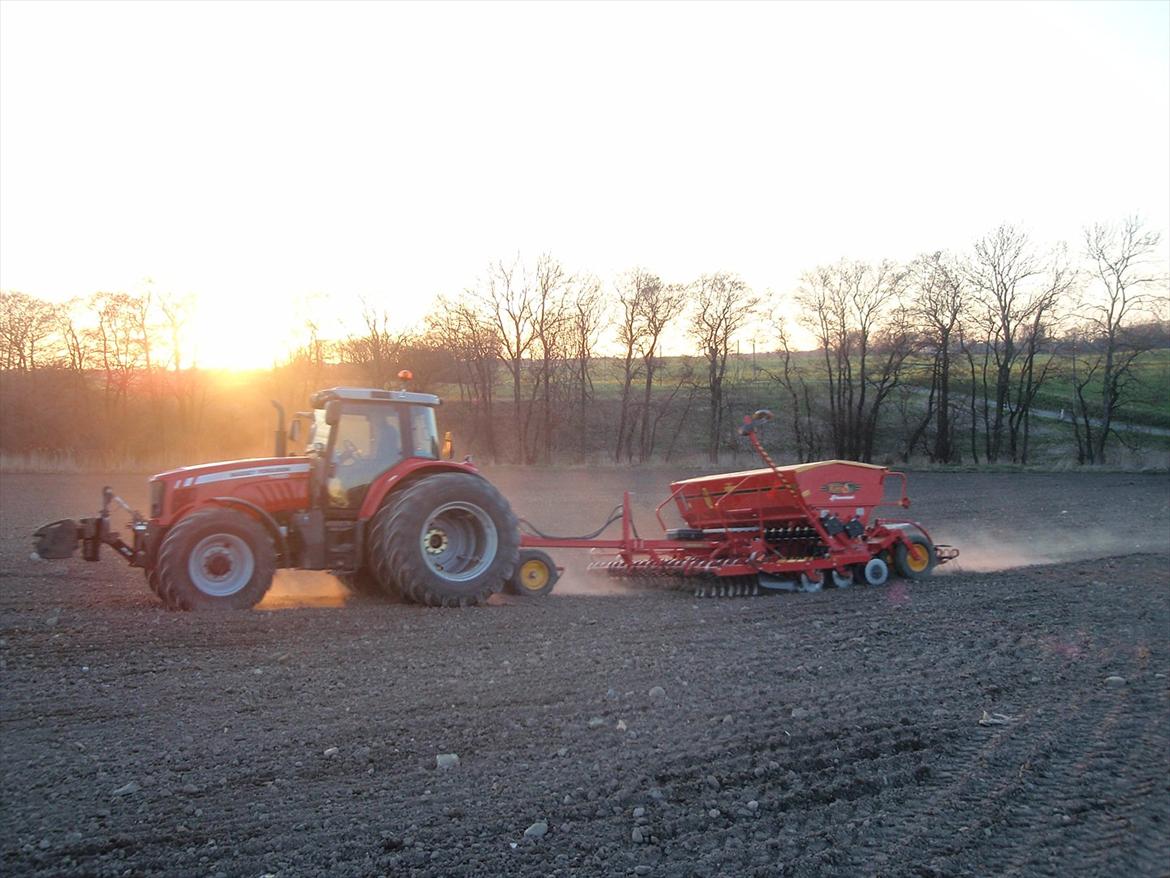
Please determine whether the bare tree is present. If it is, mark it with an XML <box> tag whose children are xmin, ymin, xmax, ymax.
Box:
<box><xmin>479</xmin><ymin>257</ymin><xmax>540</xmax><ymax>463</ymax></box>
<box><xmin>55</xmin><ymin>297</ymin><xmax>91</xmax><ymax>375</ymax></box>
<box><xmin>1010</xmin><ymin>249</ymin><xmax>1075</xmax><ymax>462</ymax></box>
<box><xmin>908</xmin><ymin>253</ymin><xmax>967</xmax><ymax>462</ymax></box>
<box><xmin>966</xmin><ymin>226</ymin><xmax>1066</xmax><ymax>462</ymax></box>
<box><xmin>635</xmin><ymin>281</ymin><xmax>687</xmax><ymax>462</ymax></box>
<box><xmin>611</xmin><ymin>268</ymin><xmax>657</xmax><ymax>462</ymax></box>
<box><xmin>764</xmin><ymin>315</ymin><xmax>822</xmax><ymax>462</ymax></box>
<box><xmin>964</xmin><ymin>227</ymin><xmax>1077</xmax><ymax>462</ymax></box>
<box><xmin>966</xmin><ymin>226</ymin><xmax>1039</xmax><ymax>462</ymax></box>
<box><xmin>89</xmin><ymin>291</ymin><xmax>148</xmax><ymax>414</ymax></box>
<box><xmin>567</xmin><ymin>274</ymin><xmax>606</xmax><ymax>458</ymax></box>
<box><xmin>341</xmin><ymin>300</ymin><xmax>411</xmax><ymax>388</ymax></box>
<box><xmin>798</xmin><ymin>259</ymin><xmax>912</xmax><ymax>462</ymax></box>
<box><xmin>0</xmin><ymin>291</ymin><xmax>58</xmax><ymax>371</ymax></box>
<box><xmin>425</xmin><ymin>296</ymin><xmax>501</xmax><ymax>460</ymax></box>
<box><xmin>1071</xmin><ymin>217</ymin><xmax>1167</xmax><ymax>463</ymax></box>
<box><xmin>688</xmin><ymin>272</ymin><xmax>761</xmax><ymax>461</ymax></box>
<box><xmin>525</xmin><ymin>255</ymin><xmax>571</xmax><ymax>463</ymax></box>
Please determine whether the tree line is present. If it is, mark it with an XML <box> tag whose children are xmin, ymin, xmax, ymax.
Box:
<box><xmin>2</xmin><ymin>218</ymin><xmax>1166</xmax><ymax>468</ymax></box>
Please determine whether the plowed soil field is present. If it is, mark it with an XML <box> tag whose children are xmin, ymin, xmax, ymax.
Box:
<box><xmin>2</xmin><ymin>469</ymin><xmax>1168</xmax><ymax>877</ymax></box>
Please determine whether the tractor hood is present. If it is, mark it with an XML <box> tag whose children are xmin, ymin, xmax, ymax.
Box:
<box><xmin>150</xmin><ymin>457</ymin><xmax>313</xmax><ymax>524</ymax></box>
<box><xmin>153</xmin><ymin>457</ymin><xmax>312</xmax><ymax>487</ymax></box>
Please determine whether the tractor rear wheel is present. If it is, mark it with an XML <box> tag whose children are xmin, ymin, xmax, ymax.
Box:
<box><xmin>507</xmin><ymin>549</ymin><xmax>559</xmax><ymax>597</ymax></box>
<box><xmin>156</xmin><ymin>508</ymin><xmax>276</xmax><ymax>610</ymax></box>
<box><xmin>369</xmin><ymin>473</ymin><xmax>519</xmax><ymax>607</ymax></box>
<box><xmin>365</xmin><ymin>512</ymin><xmax>405</xmax><ymax>600</ymax></box>
<box><xmin>894</xmin><ymin>535</ymin><xmax>937</xmax><ymax>580</ymax></box>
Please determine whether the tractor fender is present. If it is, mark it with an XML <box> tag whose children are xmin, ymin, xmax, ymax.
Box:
<box><xmin>356</xmin><ymin>459</ymin><xmax>484</xmax><ymax>522</ymax></box>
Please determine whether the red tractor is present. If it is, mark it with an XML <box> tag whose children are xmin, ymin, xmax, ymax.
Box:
<box><xmin>33</xmin><ymin>385</ymin><xmax>530</xmax><ymax>609</ymax></box>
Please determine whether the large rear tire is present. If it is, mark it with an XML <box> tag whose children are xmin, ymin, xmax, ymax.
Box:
<box><xmin>370</xmin><ymin>473</ymin><xmax>518</xmax><ymax>607</ymax></box>
<box><xmin>156</xmin><ymin>508</ymin><xmax>276</xmax><ymax>610</ymax></box>
<box><xmin>365</xmin><ymin>510</ymin><xmax>406</xmax><ymax>600</ymax></box>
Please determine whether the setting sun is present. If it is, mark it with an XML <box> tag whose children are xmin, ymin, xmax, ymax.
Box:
<box><xmin>183</xmin><ymin>295</ymin><xmax>315</xmax><ymax>370</ymax></box>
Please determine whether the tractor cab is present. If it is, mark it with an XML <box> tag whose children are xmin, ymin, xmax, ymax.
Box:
<box><xmin>289</xmin><ymin>386</ymin><xmax>457</xmax><ymax>574</ymax></box>
<box><xmin>305</xmin><ymin>387</ymin><xmax>445</xmax><ymax>511</ymax></box>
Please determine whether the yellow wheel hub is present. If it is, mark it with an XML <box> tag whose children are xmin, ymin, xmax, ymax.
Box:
<box><xmin>907</xmin><ymin>544</ymin><xmax>930</xmax><ymax>572</ymax></box>
<box><xmin>518</xmin><ymin>558</ymin><xmax>551</xmax><ymax>591</ymax></box>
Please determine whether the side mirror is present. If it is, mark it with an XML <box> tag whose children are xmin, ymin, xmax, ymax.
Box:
<box><xmin>441</xmin><ymin>431</ymin><xmax>454</xmax><ymax>460</ymax></box>
<box><xmin>324</xmin><ymin>400</ymin><xmax>342</xmax><ymax>427</ymax></box>
<box><xmin>288</xmin><ymin>420</ymin><xmax>302</xmax><ymax>443</ymax></box>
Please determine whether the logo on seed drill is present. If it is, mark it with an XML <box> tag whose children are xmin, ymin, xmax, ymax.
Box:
<box><xmin>821</xmin><ymin>481</ymin><xmax>860</xmax><ymax>496</ymax></box>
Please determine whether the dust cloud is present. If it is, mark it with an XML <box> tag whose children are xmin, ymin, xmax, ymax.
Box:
<box><xmin>257</xmin><ymin>570</ymin><xmax>352</xmax><ymax>610</ymax></box>
<box><xmin>252</xmin><ymin>526</ymin><xmax>1165</xmax><ymax>608</ymax></box>
<box><xmin>552</xmin><ymin>562</ymin><xmax>636</xmax><ymax>597</ymax></box>
<box><xmin>939</xmin><ymin>526</ymin><xmax>1167</xmax><ymax>574</ymax></box>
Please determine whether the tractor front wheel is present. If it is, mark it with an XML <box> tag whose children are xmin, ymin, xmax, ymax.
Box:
<box><xmin>156</xmin><ymin>508</ymin><xmax>276</xmax><ymax>610</ymax></box>
<box><xmin>894</xmin><ymin>535</ymin><xmax>937</xmax><ymax>580</ymax></box>
<box><xmin>370</xmin><ymin>473</ymin><xmax>519</xmax><ymax>607</ymax></box>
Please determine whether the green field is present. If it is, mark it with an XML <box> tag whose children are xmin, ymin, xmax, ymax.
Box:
<box><xmin>469</xmin><ymin>349</ymin><xmax>1170</xmax><ymax>429</ymax></box>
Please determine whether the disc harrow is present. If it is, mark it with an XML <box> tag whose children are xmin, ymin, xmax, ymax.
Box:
<box><xmin>520</xmin><ymin>410</ymin><xmax>958</xmax><ymax>598</ymax></box>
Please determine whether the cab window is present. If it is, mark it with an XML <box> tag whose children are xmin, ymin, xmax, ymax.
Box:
<box><xmin>327</xmin><ymin>406</ymin><xmax>405</xmax><ymax>508</ymax></box>
<box><xmin>409</xmin><ymin>406</ymin><xmax>439</xmax><ymax>459</ymax></box>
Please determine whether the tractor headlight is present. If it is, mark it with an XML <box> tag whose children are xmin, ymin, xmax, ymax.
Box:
<box><xmin>150</xmin><ymin>480</ymin><xmax>165</xmax><ymax>518</ymax></box>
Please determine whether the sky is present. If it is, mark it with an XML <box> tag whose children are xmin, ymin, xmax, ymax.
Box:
<box><xmin>2</xmin><ymin>0</ymin><xmax>1168</xmax><ymax>368</ymax></box>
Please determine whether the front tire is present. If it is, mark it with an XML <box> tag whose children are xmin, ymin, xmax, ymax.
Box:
<box><xmin>156</xmin><ymin>508</ymin><xmax>276</xmax><ymax>610</ymax></box>
<box><xmin>370</xmin><ymin>473</ymin><xmax>519</xmax><ymax>607</ymax></box>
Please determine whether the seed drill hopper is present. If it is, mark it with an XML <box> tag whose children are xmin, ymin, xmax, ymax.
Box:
<box><xmin>518</xmin><ymin>410</ymin><xmax>958</xmax><ymax>596</ymax></box>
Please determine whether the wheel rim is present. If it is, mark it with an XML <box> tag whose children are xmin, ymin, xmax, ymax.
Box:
<box><xmin>865</xmin><ymin>557</ymin><xmax>889</xmax><ymax>586</ymax></box>
<box><xmin>420</xmin><ymin>501</ymin><xmax>498</xmax><ymax>583</ymax></box>
<box><xmin>906</xmin><ymin>543</ymin><xmax>930</xmax><ymax>573</ymax></box>
<box><xmin>518</xmin><ymin>557</ymin><xmax>551</xmax><ymax>592</ymax></box>
<box><xmin>188</xmin><ymin>534</ymin><xmax>254</xmax><ymax>597</ymax></box>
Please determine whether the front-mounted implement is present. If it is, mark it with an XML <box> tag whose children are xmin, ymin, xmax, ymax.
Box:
<box><xmin>33</xmin><ymin>487</ymin><xmax>147</xmax><ymax>564</ymax></box>
<box><xmin>516</xmin><ymin>410</ymin><xmax>958</xmax><ymax>597</ymax></box>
